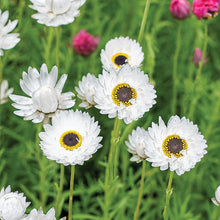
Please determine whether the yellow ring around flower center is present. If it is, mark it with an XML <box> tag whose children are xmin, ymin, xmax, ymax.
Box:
<box><xmin>59</xmin><ymin>130</ymin><xmax>82</xmax><ymax>151</ymax></box>
<box><xmin>111</xmin><ymin>52</ymin><xmax>129</xmax><ymax>69</ymax></box>
<box><xmin>162</xmin><ymin>134</ymin><xmax>187</xmax><ymax>158</ymax></box>
<box><xmin>112</xmin><ymin>83</ymin><xmax>137</xmax><ymax>107</ymax></box>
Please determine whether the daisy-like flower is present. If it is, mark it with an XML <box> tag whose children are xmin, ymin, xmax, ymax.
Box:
<box><xmin>125</xmin><ymin>127</ymin><xmax>148</xmax><ymax>163</ymax></box>
<box><xmin>75</xmin><ymin>73</ymin><xmax>98</xmax><ymax>109</ymax></box>
<box><xmin>9</xmin><ymin>63</ymin><xmax>75</xmax><ymax>123</ymax></box>
<box><xmin>39</xmin><ymin>110</ymin><xmax>102</xmax><ymax>166</ymax></box>
<box><xmin>144</xmin><ymin>116</ymin><xmax>207</xmax><ymax>176</ymax></box>
<box><xmin>29</xmin><ymin>0</ymin><xmax>86</xmax><ymax>27</ymax></box>
<box><xmin>21</xmin><ymin>208</ymin><xmax>62</xmax><ymax>220</ymax></box>
<box><xmin>212</xmin><ymin>185</ymin><xmax>220</xmax><ymax>206</ymax></box>
<box><xmin>100</xmin><ymin>36</ymin><xmax>144</xmax><ymax>70</ymax></box>
<box><xmin>94</xmin><ymin>65</ymin><xmax>156</xmax><ymax>124</ymax></box>
<box><xmin>0</xmin><ymin>185</ymin><xmax>30</xmax><ymax>220</ymax></box>
<box><xmin>0</xmin><ymin>80</ymin><xmax>13</xmax><ymax>104</ymax></box>
<box><xmin>0</xmin><ymin>10</ymin><xmax>20</xmax><ymax>56</ymax></box>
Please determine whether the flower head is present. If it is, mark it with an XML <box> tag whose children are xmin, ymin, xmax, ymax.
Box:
<box><xmin>191</xmin><ymin>47</ymin><xmax>207</xmax><ymax>68</ymax></box>
<box><xmin>0</xmin><ymin>10</ymin><xmax>20</xmax><ymax>56</ymax></box>
<box><xmin>144</xmin><ymin>116</ymin><xmax>207</xmax><ymax>175</ymax></box>
<box><xmin>39</xmin><ymin>110</ymin><xmax>102</xmax><ymax>166</ymax></box>
<box><xmin>94</xmin><ymin>65</ymin><xmax>156</xmax><ymax>124</ymax></box>
<box><xmin>0</xmin><ymin>80</ymin><xmax>13</xmax><ymax>104</ymax></box>
<box><xmin>212</xmin><ymin>185</ymin><xmax>220</xmax><ymax>206</ymax></box>
<box><xmin>72</xmin><ymin>30</ymin><xmax>100</xmax><ymax>56</ymax></box>
<box><xmin>29</xmin><ymin>0</ymin><xmax>86</xmax><ymax>27</ymax></box>
<box><xmin>170</xmin><ymin>0</ymin><xmax>191</xmax><ymax>19</ymax></box>
<box><xmin>192</xmin><ymin>0</ymin><xmax>219</xmax><ymax>19</ymax></box>
<box><xmin>21</xmin><ymin>208</ymin><xmax>58</xmax><ymax>220</ymax></box>
<box><xmin>10</xmin><ymin>63</ymin><xmax>75</xmax><ymax>123</ymax></box>
<box><xmin>0</xmin><ymin>186</ymin><xmax>30</xmax><ymax>220</ymax></box>
<box><xmin>75</xmin><ymin>73</ymin><xmax>98</xmax><ymax>109</ymax></box>
<box><xmin>100</xmin><ymin>36</ymin><xmax>144</xmax><ymax>70</ymax></box>
<box><xmin>125</xmin><ymin>127</ymin><xmax>148</xmax><ymax>163</ymax></box>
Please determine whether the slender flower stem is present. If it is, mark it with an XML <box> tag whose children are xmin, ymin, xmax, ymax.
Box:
<box><xmin>137</xmin><ymin>0</ymin><xmax>151</xmax><ymax>43</ymax></box>
<box><xmin>108</xmin><ymin>116</ymin><xmax>121</xmax><ymax>180</ymax></box>
<box><xmin>163</xmin><ymin>171</ymin><xmax>174</xmax><ymax>220</ymax></box>
<box><xmin>55</xmin><ymin>27</ymin><xmax>60</xmax><ymax>69</ymax></box>
<box><xmin>55</xmin><ymin>164</ymin><xmax>65</xmax><ymax>217</ymax></box>
<box><xmin>172</xmin><ymin>23</ymin><xmax>182</xmax><ymax>115</ymax></box>
<box><xmin>134</xmin><ymin>160</ymin><xmax>146</xmax><ymax>220</ymax></box>
<box><xmin>68</xmin><ymin>165</ymin><xmax>75</xmax><ymax>220</ymax></box>
<box><xmin>188</xmin><ymin>22</ymin><xmax>208</xmax><ymax>119</ymax></box>
<box><xmin>0</xmin><ymin>57</ymin><xmax>3</xmax><ymax>83</ymax></box>
<box><xmin>44</xmin><ymin>27</ymin><xmax>54</xmax><ymax>66</ymax></box>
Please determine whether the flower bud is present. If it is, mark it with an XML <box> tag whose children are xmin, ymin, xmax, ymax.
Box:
<box><xmin>191</xmin><ymin>48</ymin><xmax>207</xmax><ymax>68</ymax></box>
<box><xmin>170</xmin><ymin>0</ymin><xmax>191</xmax><ymax>19</ymax></box>
<box><xmin>72</xmin><ymin>30</ymin><xmax>100</xmax><ymax>56</ymax></box>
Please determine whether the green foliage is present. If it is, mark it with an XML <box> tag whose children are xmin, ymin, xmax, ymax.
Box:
<box><xmin>0</xmin><ymin>0</ymin><xmax>220</xmax><ymax>219</ymax></box>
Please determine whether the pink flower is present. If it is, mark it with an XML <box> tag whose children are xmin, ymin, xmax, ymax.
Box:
<box><xmin>192</xmin><ymin>0</ymin><xmax>219</xmax><ymax>19</ymax></box>
<box><xmin>72</xmin><ymin>30</ymin><xmax>100</xmax><ymax>56</ymax></box>
<box><xmin>191</xmin><ymin>48</ymin><xmax>207</xmax><ymax>68</ymax></box>
<box><xmin>170</xmin><ymin>0</ymin><xmax>191</xmax><ymax>19</ymax></box>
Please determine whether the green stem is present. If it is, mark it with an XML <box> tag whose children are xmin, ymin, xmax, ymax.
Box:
<box><xmin>44</xmin><ymin>27</ymin><xmax>54</xmax><ymax>66</ymax></box>
<box><xmin>188</xmin><ymin>23</ymin><xmax>208</xmax><ymax>119</ymax></box>
<box><xmin>163</xmin><ymin>171</ymin><xmax>174</xmax><ymax>220</ymax></box>
<box><xmin>55</xmin><ymin>164</ymin><xmax>65</xmax><ymax>218</ymax></box>
<box><xmin>134</xmin><ymin>160</ymin><xmax>146</xmax><ymax>220</ymax></box>
<box><xmin>137</xmin><ymin>0</ymin><xmax>151</xmax><ymax>43</ymax></box>
<box><xmin>172</xmin><ymin>23</ymin><xmax>182</xmax><ymax>115</ymax></box>
<box><xmin>55</xmin><ymin>27</ymin><xmax>60</xmax><ymax>68</ymax></box>
<box><xmin>35</xmin><ymin>123</ymin><xmax>47</xmax><ymax>210</ymax></box>
<box><xmin>68</xmin><ymin>165</ymin><xmax>75</xmax><ymax>220</ymax></box>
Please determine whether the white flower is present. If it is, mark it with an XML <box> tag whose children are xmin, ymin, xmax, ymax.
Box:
<box><xmin>29</xmin><ymin>0</ymin><xmax>86</xmax><ymax>27</ymax></box>
<box><xmin>0</xmin><ymin>185</ymin><xmax>30</xmax><ymax>220</ymax></box>
<box><xmin>100</xmin><ymin>36</ymin><xmax>144</xmax><ymax>70</ymax></box>
<box><xmin>144</xmin><ymin>116</ymin><xmax>208</xmax><ymax>176</ymax></box>
<box><xmin>0</xmin><ymin>10</ymin><xmax>20</xmax><ymax>56</ymax></box>
<box><xmin>9</xmin><ymin>63</ymin><xmax>75</xmax><ymax>123</ymax></box>
<box><xmin>0</xmin><ymin>80</ymin><xmax>13</xmax><ymax>104</ymax></box>
<box><xmin>75</xmin><ymin>73</ymin><xmax>98</xmax><ymax>109</ymax></box>
<box><xmin>94</xmin><ymin>65</ymin><xmax>156</xmax><ymax>124</ymax></box>
<box><xmin>125</xmin><ymin>127</ymin><xmax>148</xmax><ymax>163</ymax></box>
<box><xmin>39</xmin><ymin>110</ymin><xmax>102</xmax><ymax>166</ymax></box>
<box><xmin>21</xmin><ymin>208</ymin><xmax>59</xmax><ymax>220</ymax></box>
<box><xmin>212</xmin><ymin>185</ymin><xmax>220</xmax><ymax>206</ymax></box>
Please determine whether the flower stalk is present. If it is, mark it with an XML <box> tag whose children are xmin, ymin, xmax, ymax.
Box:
<box><xmin>68</xmin><ymin>165</ymin><xmax>75</xmax><ymax>220</ymax></box>
<box><xmin>163</xmin><ymin>171</ymin><xmax>174</xmax><ymax>220</ymax></box>
<box><xmin>134</xmin><ymin>160</ymin><xmax>146</xmax><ymax>220</ymax></box>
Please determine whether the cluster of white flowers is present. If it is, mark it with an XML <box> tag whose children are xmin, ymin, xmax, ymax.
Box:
<box><xmin>76</xmin><ymin>36</ymin><xmax>157</xmax><ymax>124</ymax></box>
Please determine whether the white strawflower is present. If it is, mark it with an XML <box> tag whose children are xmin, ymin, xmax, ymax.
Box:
<box><xmin>100</xmin><ymin>36</ymin><xmax>144</xmax><ymax>70</ymax></box>
<box><xmin>9</xmin><ymin>63</ymin><xmax>75</xmax><ymax>123</ymax></box>
<box><xmin>0</xmin><ymin>80</ymin><xmax>13</xmax><ymax>104</ymax></box>
<box><xmin>21</xmin><ymin>208</ymin><xmax>60</xmax><ymax>220</ymax></box>
<box><xmin>0</xmin><ymin>10</ymin><xmax>20</xmax><ymax>56</ymax></box>
<box><xmin>39</xmin><ymin>110</ymin><xmax>102</xmax><ymax>166</ymax></box>
<box><xmin>75</xmin><ymin>73</ymin><xmax>98</xmax><ymax>109</ymax></box>
<box><xmin>29</xmin><ymin>0</ymin><xmax>86</xmax><ymax>27</ymax></box>
<box><xmin>144</xmin><ymin>116</ymin><xmax>208</xmax><ymax>176</ymax></box>
<box><xmin>94</xmin><ymin>65</ymin><xmax>156</xmax><ymax>124</ymax></box>
<box><xmin>0</xmin><ymin>185</ymin><xmax>30</xmax><ymax>220</ymax></box>
<box><xmin>125</xmin><ymin>127</ymin><xmax>148</xmax><ymax>163</ymax></box>
<box><xmin>212</xmin><ymin>185</ymin><xmax>220</xmax><ymax>206</ymax></box>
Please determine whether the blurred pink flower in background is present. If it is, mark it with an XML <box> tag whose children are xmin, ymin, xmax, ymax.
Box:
<box><xmin>192</xmin><ymin>0</ymin><xmax>219</xmax><ymax>19</ymax></box>
<box><xmin>72</xmin><ymin>30</ymin><xmax>100</xmax><ymax>56</ymax></box>
<box><xmin>170</xmin><ymin>0</ymin><xmax>191</xmax><ymax>19</ymax></box>
<box><xmin>192</xmin><ymin>48</ymin><xmax>208</xmax><ymax>68</ymax></box>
